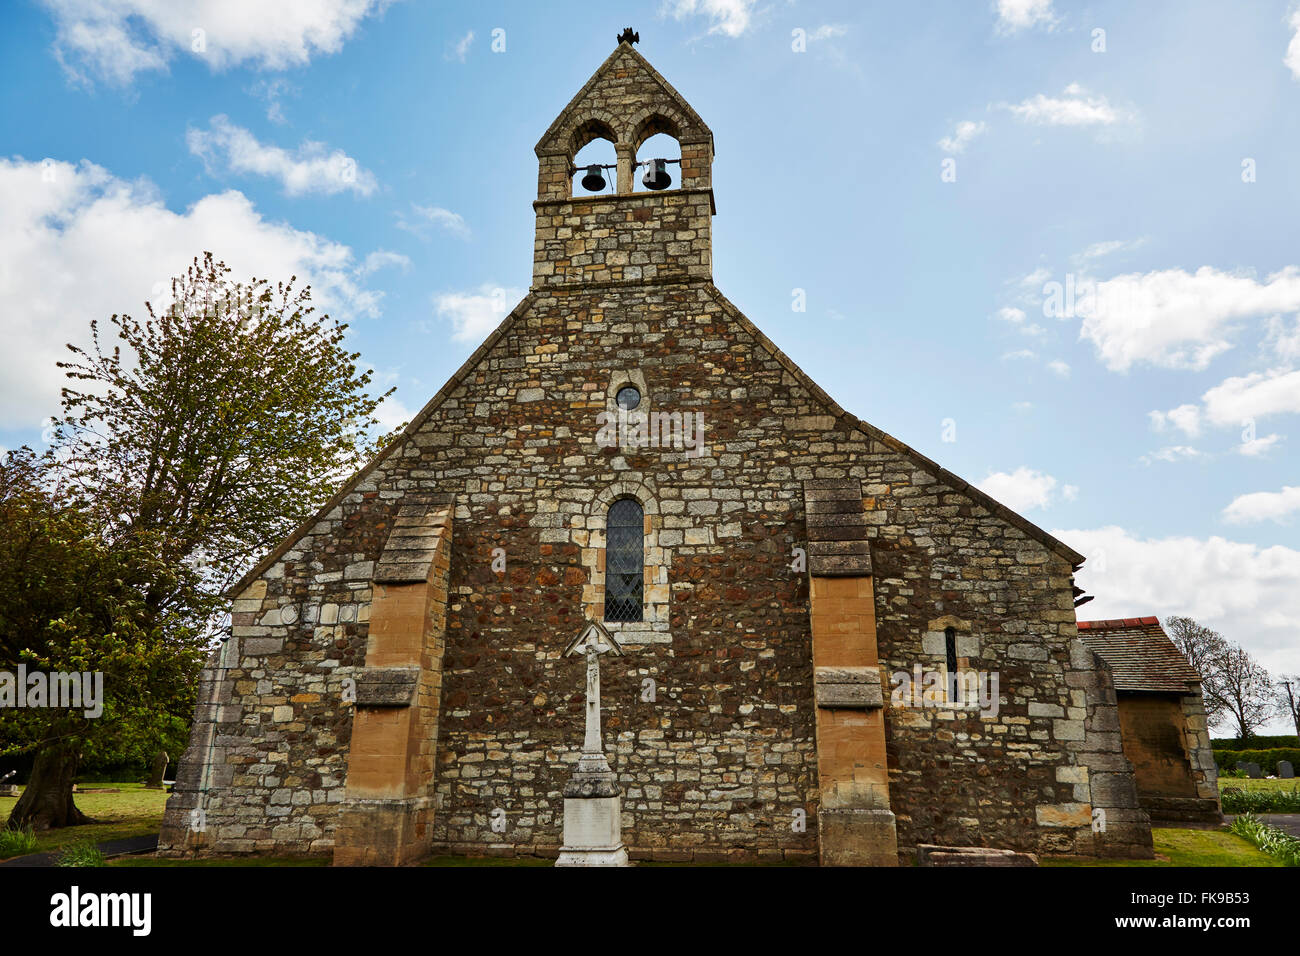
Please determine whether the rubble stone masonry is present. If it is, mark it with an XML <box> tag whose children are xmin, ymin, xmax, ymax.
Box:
<box><xmin>159</xmin><ymin>40</ymin><xmax>1151</xmax><ymax>864</ymax></box>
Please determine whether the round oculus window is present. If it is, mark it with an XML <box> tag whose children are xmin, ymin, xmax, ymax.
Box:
<box><xmin>616</xmin><ymin>386</ymin><xmax>641</xmax><ymax>410</ymax></box>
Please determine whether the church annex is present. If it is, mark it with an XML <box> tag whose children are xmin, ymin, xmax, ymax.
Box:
<box><xmin>160</xmin><ymin>36</ymin><xmax>1161</xmax><ymax>865</ymax></box>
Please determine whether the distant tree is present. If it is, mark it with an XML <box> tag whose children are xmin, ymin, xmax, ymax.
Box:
<box><xmin>1277</xmin><ymin>676</ymin><xmax>1300</xmax><ymax>739</ymax></box>
<box><xmin>5</xmin><ymin>253</ymin><xmax>397</xmax><ymax>829</ymax></box>
<box><xmin>1164</xmin><ymin>615</ymin><xmax>1229</xmax><ymax>725</ymax></box>
<box><xmin>1210</xmin><ymin>643</ymin><xmax>1275</xmax><ymax>741</ymax></box>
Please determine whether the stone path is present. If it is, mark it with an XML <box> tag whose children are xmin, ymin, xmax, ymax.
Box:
<box><xmin>0</xmin><ymin>833</ymin><xmax>158</xmax><ymax>867</ymax></box>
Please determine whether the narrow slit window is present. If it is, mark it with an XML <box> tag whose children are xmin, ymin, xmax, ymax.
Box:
<box><xmin>604</xmin><ymin>498</ymin><xmax>644</xmax><ymax>623</ymax></box>
<box><xmin>944</xmin><ymin>626</ymin><xmax>959</xmax><ymax>703</ymax></box>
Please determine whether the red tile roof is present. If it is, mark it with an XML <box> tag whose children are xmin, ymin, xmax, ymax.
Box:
<box><xmin>1077</xmin><ymin>616</ymin><xmax>1203</xmax><ymax>694</ymax></box>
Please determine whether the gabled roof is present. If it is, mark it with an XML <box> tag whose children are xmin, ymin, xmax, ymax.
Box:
<box><xmin>534</xmin><ymin>41</ymin><xmax>713</xmax><ymax>155</ymax></box>
<box><xmin>227</xmin><ymin>281</ymin><xmax>1087</xmax><ymax>597</ymax></box>
<box><xmin>1077</xmin><ymin>617</ymin><xmax>1203</xmax><ymax>693</ymax></box>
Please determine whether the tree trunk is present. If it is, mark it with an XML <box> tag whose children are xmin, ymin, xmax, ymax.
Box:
<box><xmin>6</xmin><ymin>741</ymin><xmax>93</xmax><ymax>831</ymax></box>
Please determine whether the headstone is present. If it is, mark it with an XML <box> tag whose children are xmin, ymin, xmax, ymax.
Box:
<box><xmin>1246</xmin><ymin>762</ymin><xmax>1263</xmax><ymax>779</ymax></box>
<box><xmin>554</xmin><ymin>621</ymin><xmax>630</xmax><ymax>867</ymax></box>
<box><xmin>1278</xmin><ymin>760</ymin><xmax>1294</xmax><ymax>779</ymax></box>
<box><xmin>146</xmin><ymin>750</ymin><xmax>170</xmax><ymax>789</ymax></box>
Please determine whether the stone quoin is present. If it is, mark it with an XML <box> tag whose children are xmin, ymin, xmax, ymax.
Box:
<box><xmin>158</xmin><ymin>35</ymin><xmax>1169</xmax><ymax>865</ymax></box>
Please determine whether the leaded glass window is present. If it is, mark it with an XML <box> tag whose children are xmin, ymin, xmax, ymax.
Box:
<box><xmin>604</xmin><ymin>498</ymin><xmax>644</xmax><ymax>622</ymax></box>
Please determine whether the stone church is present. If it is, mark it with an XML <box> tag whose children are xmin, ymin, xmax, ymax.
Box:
<box><xmin>160</xmin><ymin>36</ymin><xmax>1175</xmax><ymax>865</ymax></box>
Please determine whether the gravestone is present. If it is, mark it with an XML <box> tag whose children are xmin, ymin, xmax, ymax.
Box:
<box><xmin>1278</xmin><ymin>760</ymin><xmax>1294</xmax><ymax>779</ymax></box>
<box><xmin>1246</xmin><ymin>762</ymin><xmax>1263</xmax><ymax>779</ymax></box>
<box><xmin>554</xmin><ymin>621</ymin><xmax>630</xmax><ymax>867</ymax></box>
<box><xmin>146</xmin><ymin>751</ymin><xmax>170</xmax><ymax>789</ymax></box>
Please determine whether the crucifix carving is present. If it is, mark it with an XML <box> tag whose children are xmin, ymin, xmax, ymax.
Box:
<box><xmin>564</xmin><ymin>621</ymin><xmax>624</xmax><ymax>774</ymax></box>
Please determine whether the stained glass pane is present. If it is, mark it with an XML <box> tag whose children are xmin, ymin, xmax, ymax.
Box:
<box><xmin>604</xmin><ymin>497</ymin><xmax>643</xmax><ymax>622</ymax></box>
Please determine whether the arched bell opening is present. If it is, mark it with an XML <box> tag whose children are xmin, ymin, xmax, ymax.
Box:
<box><xmin>633</xmin><ymin>132</ymin><xmax>682</xmax><ymax>193</ymax></box>
<box><xmin>570</xmin><ymin>119</ymin><xmax>618</xmax><ymax>197</ymax></box>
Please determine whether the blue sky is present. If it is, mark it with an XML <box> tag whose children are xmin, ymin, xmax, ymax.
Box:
<box><xmin>1</xmin><ymin>1</ymin><xmax>1297</xmax><ymax>728</ymax></box>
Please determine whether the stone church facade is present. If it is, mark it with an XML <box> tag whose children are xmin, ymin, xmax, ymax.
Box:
<box><xmin>159</xmin><ymin>38</ymin><xmax>1157</xmax><ymax>865</ymax></box>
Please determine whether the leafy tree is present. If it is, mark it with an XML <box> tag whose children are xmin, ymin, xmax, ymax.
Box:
<box><xmin>4</xmin><ymin>253</ymin><xmax>396</xmax><ymax>829</ymax></box>
<box><xmin>1</xmin><ymin>448</ymin><xmax>204</xmax><ymax>829</ymax></box>
<box><xmin>53</xmin><ymin>253</ymin><xmax>394</xmax><ymax>613</ymax></box>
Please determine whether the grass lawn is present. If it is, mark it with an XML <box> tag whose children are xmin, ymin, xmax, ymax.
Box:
<box><xmin>0</xmin><ymin>782</ymin><xmax>168</xmax><ymax>860</ymax></box>
<box><xmin>1217</xmin><ymin>777</ymin><xmax>1298</xmax><ymax>792</ymax></box>
<box><xmin>1045</xmin><ymin>827</ymin><xmax>1282</xmax><ymax>867</ymax></box>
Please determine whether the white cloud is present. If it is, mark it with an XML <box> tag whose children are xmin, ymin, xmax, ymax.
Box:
<box><xmin>994</xmin><ymin>306</ymin><xmax>1045</xmax><ymax>338</ymax></box>
<box><xmin>396</xmin><ymin>203</ymin><xmax>470</xmax><ymax>240</ymax></box>
<box><xmin>373</xmin><ymin>393</ymin><xmax>416</xmax><ymax>432</ymax></box>
<box><xmin>1072</xmin><ymin>237</ymin><xmax>1146</xmax><ymax>264</ymax></box>
<box><xmin>662</xmin><ymin>0</ymin><xmax>757</xmax><ymax>37</ymax></box>
<box><xmin>187</xmin><ymin>115</ymin><xmax>377</xmax><ymax>197</ymax></box>
<box><xmin>994</xmin><ymin>0</ymin><xmax>1057</xmax><ymax>34</ymax></box>
<box><xmin>41</xmin><ymin>0</ymin><xmax>393</xmax><ymax>86</ymax></box>
<box><xmin>1057</xmin><ymin>525</ymin><xmax>1300</xmax><ymax>694</ymax></box>
<box><xmin>434</xmin><ymin>284</ymin><xmax>525</xmax><ymax>344</ymax></box>
<box><xmin>1223</xmin><ymin>486</ymin><xmax>1300</xmax><ymax>524</ymax></box>
<box><xmin>1003</xmin><ymin>83</ymin><xmax>1131</xmax><ymax>127</ymax></box>
<box><xmin>1286</xmin><ymin>7</ymin><xmax>1300</xmax><ymax>80</ymax></box>
<box><xmin>978</xmin><ymin>467</ymin><xmax>1066</xmax><ymax>511</ymax></box>
<box><xmin>248</xmin><ymin>77</ymin><xmax>297</xmax><ymax>125</ymax></box>
<box><xmin>1239</xmin><ymin>433</ymin><xmax>1282</xmax><ymax>456</ymax></box>
<box><xmin>360</xmin><ymin>250</ymin><xmax>410</xmax><ymax>275</ymax></box>
<box><xmin>1203</xmin><ymin>367</ymin><xmax>1300</xmax><ymax>425</ymax></box>
<box><xmin>0</xmin><ymin>156</ymin><xmax>389</xmax><ymax>429</ymax></box>
<box><xmin>447</xmin><ymin>29</ymin><xmax>474</xmax><ymax>62</ymax></box>
<box><xmin>939</xmin><ymin>120</ymin><xmax>987</xmax><ymax>155</ymax></box>
<box><xmin>808</xmin><ymin>24</ymin><xmax>848</xmax><ymax>42</ymax></box>
<box><xmin>1046</xmin><ymin>359</ymin><xmax>1070</xmax><ymax>377</ymax></box>
<box><xmin>1264</xmin><ymin>314</ymin><xmax>1300</xmax><ymax>362</ymax></box>
<box><xmin>1149</xmin><ymin>403</ymin><xmax>1201</xmax><ymax>438</ymax></box>
<box><xmin>1002</xmin><ymin>348</ymin><xmax>1036</xmax><ymax>360</ymax></box>
<box><xmin>1079</xmin><ymin>266</ymin><xmax>1300</xmax><ymax>372</ymax></box>
<box><xmin>1140</xmin><ymin>445</ymin><xmax>1202</xmax><ymax>464</ymax></box>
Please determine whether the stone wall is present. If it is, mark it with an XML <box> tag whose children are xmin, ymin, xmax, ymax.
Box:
<box><xmin>163</xmin><ymin>277</ymin><xmax>1141</xmax><ymax>862</ymax></box>
<box><xmin>160</xmin><ymin>38</ymin><xmax>1149</xmax><ymax>864</ymax></box>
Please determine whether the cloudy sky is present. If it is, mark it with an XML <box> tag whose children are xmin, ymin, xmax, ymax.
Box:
<box><xmin>2</xmin><ymin>1</ymin><xmax>1297</xmax><ymax>730</ymax></box>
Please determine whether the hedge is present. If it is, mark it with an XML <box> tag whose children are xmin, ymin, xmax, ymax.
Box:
<box><xmin>1212</xmin><ymin>735</ymin><xmax>1298</xmax><ymax>751</ymax></box>
<box><xmin>1214</xmin><ymin>748</ymin><xmax>1300</xmax><ymax>776</ymax></box>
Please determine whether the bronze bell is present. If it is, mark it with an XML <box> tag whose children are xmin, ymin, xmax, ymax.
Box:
<box><xmin>642</xmin><ymin>158</ymin><xmax>671</xmax><ymax>190</ymax></box>
<box><xmin>580</xmin><ymin>164</ymin><xmax>606</xmax><ymax>191</ymax></box>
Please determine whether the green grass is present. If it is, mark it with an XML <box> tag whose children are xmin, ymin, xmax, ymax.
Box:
<box><xmin>0</xmin><ymin>782</ymin><xmax>168</xmax><ymax>860</ymax></box>
<box><xmin>1045</xmin><ymin>827</ymin><xmax>1282</xmax><ymax>867</ymax></box>
<box><xmin>1217</xmin><ymin>776</ymin><xmax>1298</xmax><ymax>791</ymax></box>
<box><xmin>57</xmin><ymin>838</ymin><xmax>107</xmax><ymax>867</ymax></box>
<box><xmin>0</xmin><ymin>824</ymin><xmax>38</xmax><ymax>857</ymax></box>
<box><xmin>1228</xmin><ymin>814</ymin><xmax>1300</xmax><ymax>866</ymax></box>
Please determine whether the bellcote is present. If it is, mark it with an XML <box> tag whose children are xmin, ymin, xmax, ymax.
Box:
<box><xmin>531</xmin><ymin>38</ymin><xmax>716</xmax><ymax>289</ymax></box>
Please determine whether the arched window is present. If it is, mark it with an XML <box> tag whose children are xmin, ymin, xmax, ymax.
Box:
<box><xmin>604</xmin><ymin>498</ymin><xmax>644</xmax><ymax>622</ymax></box>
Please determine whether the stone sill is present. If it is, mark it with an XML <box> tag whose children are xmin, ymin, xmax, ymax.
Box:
<box><xmin>533</xmin><ymin>186</ymin><xmax>716</xmax><ymax>215</ymax></box>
